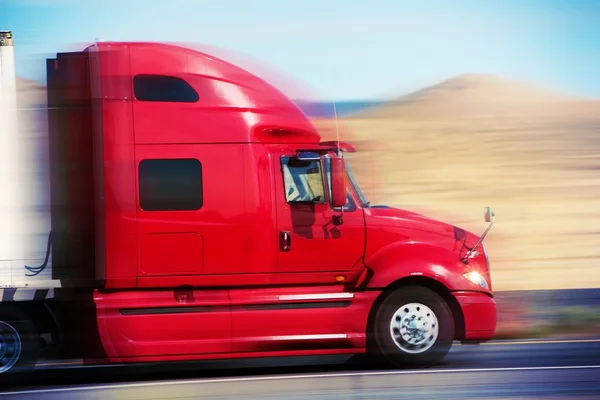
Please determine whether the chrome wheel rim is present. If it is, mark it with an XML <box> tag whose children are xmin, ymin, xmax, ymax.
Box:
<box><xmin>390</xmin><ymin>302</ymin><xmax>439</xmax><ymax>354</ymax></box>
<box><xmin>0</xmin><ymin>321</ymin><xmax>22</xmax><ymax>373</ymax></box>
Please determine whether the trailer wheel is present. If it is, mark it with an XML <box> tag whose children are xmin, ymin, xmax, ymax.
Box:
<box><xmin>373</xmin><ymin>285</ymin><xmax>454</xmax><ymax>367</ymax></box>
<box><xmin>0</xmin><ymin>306</ymin><xmax>40</xmax><ymax>373</ymax></box>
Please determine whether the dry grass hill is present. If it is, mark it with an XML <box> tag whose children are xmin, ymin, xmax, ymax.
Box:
<box><xmin>318</xmin><ymin>74</ymin><xmax>600</xmax><ymax>291</ymax></box>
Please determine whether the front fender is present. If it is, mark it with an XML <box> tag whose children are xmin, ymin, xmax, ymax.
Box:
<box><xmin>364</xmin><ymin>241</ymin><xmax>487</xmax><ymax>293</ymax></box>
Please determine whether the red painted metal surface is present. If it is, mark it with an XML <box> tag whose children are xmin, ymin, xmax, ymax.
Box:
<box><xmin>94</xmin><ymin>289</ymin><xmax>231</xmax><ymax>360</ymax></box>
<box><xmin>229</xmin><ymin>287</ymin><xmax>378</xmax><ymax>353</ymax></box>
<box><xmin>329</xmin><ymin>158</ymin><xmax>348</xmax><ymax>208</ymax></box>
<box><xmin>113</xmin><ymin>42</ymin><xmax>320</xmax><ymax>145</ymax></box>
<box><xmin>94</xmin><ymin>286</ymin><xmax>379</xmax><ymax>362</ymax></box>
<box><xmin>363</xmin><ymin>206</ymin><xmax>493</xmax><ymax>295</ymax></box>
<box><xmin>46</xmin><ymin>40</ymin><xmax>496</xmax><ymax>363</ymax></box>
<box><xmin>454</xmin><ymin>291</ymin><xmax>497</xmax><ymax>340</ymax></box>
<box><xmin>270</xmin><ymin>146</ymin><xmax>365</xmax><ymax>274</ymax></box>
<box><xmin>83</xmin><ymin>41</ymin><xmax>326</xmax><ymax>289</ymax></box>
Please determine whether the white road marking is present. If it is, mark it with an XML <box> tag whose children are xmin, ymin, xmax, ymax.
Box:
<box><xmin>2</xmin><ymin>365</ymin><xmax>600</xmax><ymax>395</ymax></box>
<box><xmin>481</xmin><ymin>338</ymin><xmax>600</xmax><ymax>345</ymax></box>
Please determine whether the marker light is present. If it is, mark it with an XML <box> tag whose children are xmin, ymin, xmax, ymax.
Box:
<box><xmin>464</xmin><ymin>271</ymin><xmax>489</xmax><ymax>290</ymax></box>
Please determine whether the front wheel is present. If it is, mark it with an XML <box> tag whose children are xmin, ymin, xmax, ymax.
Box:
<box><xmin>372</xmin><ymin>286</ymin><xmax>454</xmax><ymax>367</ymax></box>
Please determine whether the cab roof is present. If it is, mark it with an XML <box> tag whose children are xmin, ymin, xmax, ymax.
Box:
<box><xmin>81</xmin><ymin>41</ymin><xmax>322</xmax><ymax>145</ymax></box>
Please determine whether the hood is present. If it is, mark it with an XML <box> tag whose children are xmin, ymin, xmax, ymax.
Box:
<box><xmin>364</xmin><ymin>205</ymin><xmax>481</xmax><ymax>257</ymax></box>
<box><xmin>366</xmin><ymin>205</ymin><xmax>470</xmax><ymax>240</ymax></box>
<box><xmin>363</xmin><ymin>205</ymin><xmax>492</xmax><ymax>292</ymax></box>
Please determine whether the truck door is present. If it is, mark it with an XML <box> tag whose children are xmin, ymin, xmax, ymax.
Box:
<box><xmin>134</xmin><ymin>143</ymin><xmax>249</xmax><ymax>284</ymax></box>
<box><xmin>273</xmin><ymin>151</ymin><xmax>366</xmax><ymax>274</ymax></box>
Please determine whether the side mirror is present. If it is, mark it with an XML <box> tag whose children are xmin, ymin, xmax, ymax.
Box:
<box><xmin>330</xmin><ymin>157</ymin><xmax>347</xmax><ymax>208</ymax></box>
<box><xmin>484</xmin><ymin>207</ymin><xmax>495</xmax><ymax>223</ymax></box>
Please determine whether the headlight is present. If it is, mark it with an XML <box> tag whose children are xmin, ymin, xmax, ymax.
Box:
<box><xmin>464</xmin><ymin>271</ymin><xmax>489</xmax><ymax>290</ymax></box>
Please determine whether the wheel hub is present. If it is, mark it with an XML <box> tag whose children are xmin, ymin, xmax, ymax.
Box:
<box><xmin>0</xmin><ymin>321</ymin><xmax>22</xmax><ymax>373</ymax></box>
<box><xmin>404</xmin><ymin>315</ymin><xmax>427</xmax><ymax>342</ymax></box>
<box><xmin>390</xmin><ymin>302</ymin><xmax>439</xmax><ymax>354</ymax></box>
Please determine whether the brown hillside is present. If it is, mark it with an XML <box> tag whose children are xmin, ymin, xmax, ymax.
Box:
<box><xmin>16</xmin><ymin>77</ymin><xmax>46</xmax><ymax>101</ymax></box>
<box><xmin>16</xmin><ymin>77</ymin><xmax>45</xmax><ymax>90</ymax></box>
<box><xmin>334</xmin><ymin>74</ymin><xmax>600</xmax><ymax>291</ymax></box>
<box><xmin>361</xmin><ymin>74</ymin><xmax>594</xmax><ymax>118</ymax></box>
<box><xmin>388</xmin><ymin>74</ymin><xmax>578</xmax><ymax>103</ymax></box>
<box><xmin>16</xmin><ymin>78</ymin><xmax>47</xmax><ymax>139</ymax></box>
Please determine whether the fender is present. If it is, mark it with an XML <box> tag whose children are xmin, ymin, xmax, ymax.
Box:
<box><xmin>363</xmin><ymin>240</ymin><xmax>488</xmax><ymax>293</ymax></box>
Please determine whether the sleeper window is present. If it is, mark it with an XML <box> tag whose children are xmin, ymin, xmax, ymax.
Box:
<box><xmin>138</xmin><ymin>158</ymin><xmax>203</xmax><ymax>211</ymax></box>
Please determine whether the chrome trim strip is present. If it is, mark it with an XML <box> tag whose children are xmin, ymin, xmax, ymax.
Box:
<box><xmin>278</xmin><ymin>293</ymin><xmax>355</xmax><ymax>301</ymax></box>
<box><xmin>268</xmin><ymin>334</ymin><xmax>348</xmax><ymax>341</ymax></box>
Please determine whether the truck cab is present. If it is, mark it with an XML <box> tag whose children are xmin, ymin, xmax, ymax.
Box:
<box><xmin>0</xmin><ymin>38</ymin><xmax>496</xmax><ymax>373</ymax></box>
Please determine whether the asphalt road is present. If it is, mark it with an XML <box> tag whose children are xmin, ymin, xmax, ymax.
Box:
<box><xmin>1</xmin><ymin>339</ymin><xmax>600</xmax><ymax>399</ymax></box>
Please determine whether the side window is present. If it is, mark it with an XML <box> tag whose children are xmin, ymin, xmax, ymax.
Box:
<box><xmin>324</xmin><ymin>157</ymin><xmax>355</xmax><ymax>211</ymax></box>
<box><xmin>133</xmin><ymin>74</ymin><xmax>199</xmax><ymax>103</ymax></box>
<box><xmin>281</xmin><ymin>156</ymin><xmax>325</xmax><ymax>204</ymax></box>
<box><xmin>138</xmin><ymin>159</ymin><xmax>203</xmax><ymax>211</ymax></box>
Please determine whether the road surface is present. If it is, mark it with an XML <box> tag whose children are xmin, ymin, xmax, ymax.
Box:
<box><xmin>1</xmin><ymin>339</ymin><xmax>600</xmax><ymax>399</ymax></box>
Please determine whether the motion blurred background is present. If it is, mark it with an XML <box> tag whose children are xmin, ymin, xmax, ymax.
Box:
<box><xmin>4</xmin><ymin>0</ymin><xmax>600</xmax><ymax>340</ymax></box>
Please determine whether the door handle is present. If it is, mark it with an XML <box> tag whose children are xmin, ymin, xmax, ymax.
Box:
<box><xmin>280</xmin><ymin>231</ymin><xmax>291</xmax><ymax>252</ymax></box>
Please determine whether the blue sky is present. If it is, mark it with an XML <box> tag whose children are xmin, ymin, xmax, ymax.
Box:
<box><xmin>2</xmin><ymin>0</ymin><xmax>600</xmax><ymax>100</ymax></box>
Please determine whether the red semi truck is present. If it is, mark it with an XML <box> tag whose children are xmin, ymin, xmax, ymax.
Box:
<box><xmin>0</xmin><ymin>30</ymin><xmax>497</xmax><ymax>374</ymax></box>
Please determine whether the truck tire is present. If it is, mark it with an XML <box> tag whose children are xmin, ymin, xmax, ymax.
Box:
<box><xmin>0</xmin><ymin>306</ymin><xmax>40</xmax><ymax>373</ymax></box>
<box><xmin>373</xmin><ymin>285</ymin><xmax>454</xmax><ymax>367</ymax></box>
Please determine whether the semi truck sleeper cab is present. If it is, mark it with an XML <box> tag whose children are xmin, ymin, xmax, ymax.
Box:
<box><xmin>0</xmin><ymin>34</ymin><xmax>497</xmax><ymax>373</ymax></box>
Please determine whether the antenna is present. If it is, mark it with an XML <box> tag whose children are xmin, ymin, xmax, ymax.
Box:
<box><xmin>331</xmin><ymin>100</ymin><xmax>345</xmax><ymax>224</ymax></box>
<box><xmin>332</xmin><ymin>101</ymin><xmax>341</xmax><ymax>158</ymax></box>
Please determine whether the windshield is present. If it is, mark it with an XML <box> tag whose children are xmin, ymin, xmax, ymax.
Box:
<box><xmin>346</xmin><ymin>162</ymin><xmax>370</xmax><ymax>207</ymax></box>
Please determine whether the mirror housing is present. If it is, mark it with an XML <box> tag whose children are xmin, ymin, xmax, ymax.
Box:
<box><xmin>330</xmin><ymin>157</ymin><xmax>347</xmax><ymax>208</ymax></box>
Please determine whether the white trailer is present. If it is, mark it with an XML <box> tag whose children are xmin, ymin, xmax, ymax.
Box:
<box><xmin>0</xmin><ymin>30</ymin><xmax>26</xmax><ymax>292</ymax></box>
<box><xmin>0</xmin><ymin>30</ymin><xmax>79</xmax><ymax>374</ymax></box>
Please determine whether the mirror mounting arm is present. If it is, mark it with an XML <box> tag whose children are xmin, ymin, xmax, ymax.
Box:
<box><xmin>465</xmin><ymin>206</ymin><xmax>496</xmax><ymax>258</ymax></box>
<box><xmin>332</xmin><ymin>212</ymin><xmax>344</xmax><ymax>226</ymax></box>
